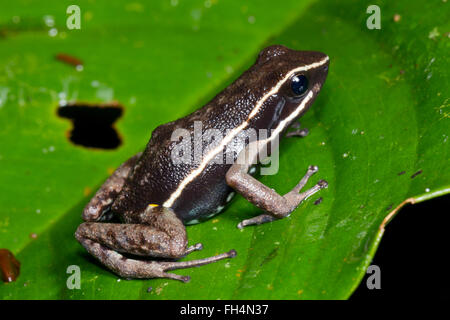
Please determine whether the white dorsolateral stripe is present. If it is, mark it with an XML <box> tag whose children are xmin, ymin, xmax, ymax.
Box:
<box><xmin>163</xmin><ymin>56</ymin><xmax>329</xmax><ymax>207</ymax></box>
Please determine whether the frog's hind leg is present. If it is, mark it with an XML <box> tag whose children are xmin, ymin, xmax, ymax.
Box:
<box><xmin>226</xmin><ymin>141</ymin><xmax>327</xmax><ymax>229</ymax></box>
<box><xmin>75</xmin><ymin>205</ymin><xmax>236</xmax><ymax>282</ymax></box>
<box><xmin>82</xmin><ymin>153</ymin><xmax>142</xmax><ymax>222</ymax></box>
<box><xmin>77</xmin><ymin>238</ymin><xmax>235</xmax><ymax>282</ymax></box>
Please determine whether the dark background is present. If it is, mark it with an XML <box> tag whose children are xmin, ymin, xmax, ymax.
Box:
<box><xmin>351</xmin><ymin>195</ymin><xmax>449</xmax><ymax>300</ymax></box>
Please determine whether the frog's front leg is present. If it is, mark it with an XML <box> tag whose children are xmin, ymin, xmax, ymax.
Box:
<box><xmin>226</xmin><ymin>141</ymin><xmax>327</xmax><ymax>229</ymax></box>
<box><xmin>75</xmin><ymin>205</ymin><xmax>236</xmax><ymax>282</ymax></box>
<box><xmin>82</xmin><ymin>153</ymin><xmax>142</xmax><ymax>222</ymax></box>
<box><xmin>285</xmin><ymin>121</ymin><xmax>309</xmax><ymax>138</ymax></box>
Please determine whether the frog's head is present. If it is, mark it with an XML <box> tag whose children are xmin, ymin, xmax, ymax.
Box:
<box><xmin>254</xmin><ymin>45</ymin><xmax>329</xmax><ymax>122</ymax></box>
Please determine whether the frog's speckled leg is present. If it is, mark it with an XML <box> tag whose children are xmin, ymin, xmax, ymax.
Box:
<box><xmin>78</xmin><ymin>238</ymin><xmax>235</xmax><ymax>282</ymax></box>
<box><xmin>82</xmin><ymin>153</ymin><xmax>142</xmax><ymax>222</ymax></box>
<box><xmin>77</xmin><ymin>206</ymin><xmax>192</xmax><ymax>258</ymax></box>
<box><xmin>76</xmin><ymin>205</ymin><xmax>236</xmax><ymax>282</ymax></box>
<box><xmin>226</xmin><ymin>141</ymin><xmax>327</xmax><ymax>229</ymax></box>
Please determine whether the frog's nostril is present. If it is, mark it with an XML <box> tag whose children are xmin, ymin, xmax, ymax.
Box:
<box><xmin>57</xmin><ymin>102</ymin><xmax>123</xmax><ymax>149</ymax></box>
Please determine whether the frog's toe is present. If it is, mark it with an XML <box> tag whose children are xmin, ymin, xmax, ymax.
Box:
<box><xmin>237</xmin><ymin>214</ymin><xmax>277</xmax><ymax>229</ymax></box>
<box><xmin>318</xmin><ymin>179</ymin><xmax>328</xmax><ymax>189</ymax></box>
<box><xmin>285</xmin><ymin>128</ymin><xmax>309</xmax><ymax>138</ymax></box>
<box><xmin>184</xmin><ymin>243</ymin><xmax>203</xmax><ymax>255</ymax></box>
<box><xmin>228</xmin><ymin>249</ymin><xmax>237</xmax><ymax>258</ymax></box>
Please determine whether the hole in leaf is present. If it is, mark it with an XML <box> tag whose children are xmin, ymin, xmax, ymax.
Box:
<box><xmin>57</xmin><ymin>102</ymin><xmax>123</xmax><ymax>149</ymax></box>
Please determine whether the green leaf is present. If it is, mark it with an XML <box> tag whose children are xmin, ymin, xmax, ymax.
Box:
<box><xmin>0</xmin><ymin>0</ymin><xmax>448</xmax><ymax>299</ymax></box>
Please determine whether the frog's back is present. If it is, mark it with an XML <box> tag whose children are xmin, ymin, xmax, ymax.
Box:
<box><xmin>111</xmin><ymin>100</ymin><xmax>252</xmax><ymax>223</ymax></box>
<box><xmin>112</xmin><ymin>45</ymin><xmax>329</xmax><ymax>223</ymax></box>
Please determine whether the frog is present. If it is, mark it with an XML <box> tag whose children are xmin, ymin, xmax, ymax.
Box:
<box><xmin>75</xmin><ymin>45</ymin><xmax>330</xmax><ymax>282</ymax></box>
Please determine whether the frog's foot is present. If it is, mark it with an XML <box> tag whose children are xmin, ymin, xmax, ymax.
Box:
<box><xmin>285</xmin><ymin>121</ymin><xmax>309</xmax><ymax>138</ymax></box>
<box><xmin>78</xmin><ymin>238</ymin><xmax>235</xmax><ymax>282</ymax></box>
<box><xmin>237</xmin><ymin>178</ymin><xmax>327</xmax><ymax>228</ymax></box>
<box><xmin>227</xmin><ymin>153</ymin><xmax>327</xmax><ymax>228</ymax></box>
<box><xmin>82</xmin><ymin>153</ymin><xmax>142</xmax><ymax>222</ymax></box>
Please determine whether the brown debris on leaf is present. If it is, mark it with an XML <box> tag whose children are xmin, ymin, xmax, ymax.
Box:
<box><xmin>0</xmin><ymin>249</ymin><xmax>21</xmax><ymax>283</ymax></box>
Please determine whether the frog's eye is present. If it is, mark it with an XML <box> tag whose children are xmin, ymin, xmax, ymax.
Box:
<box><xmin>290</xmin><ymin>74</ymin><xmax>308</xmax><ymax>97</ymax></box>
